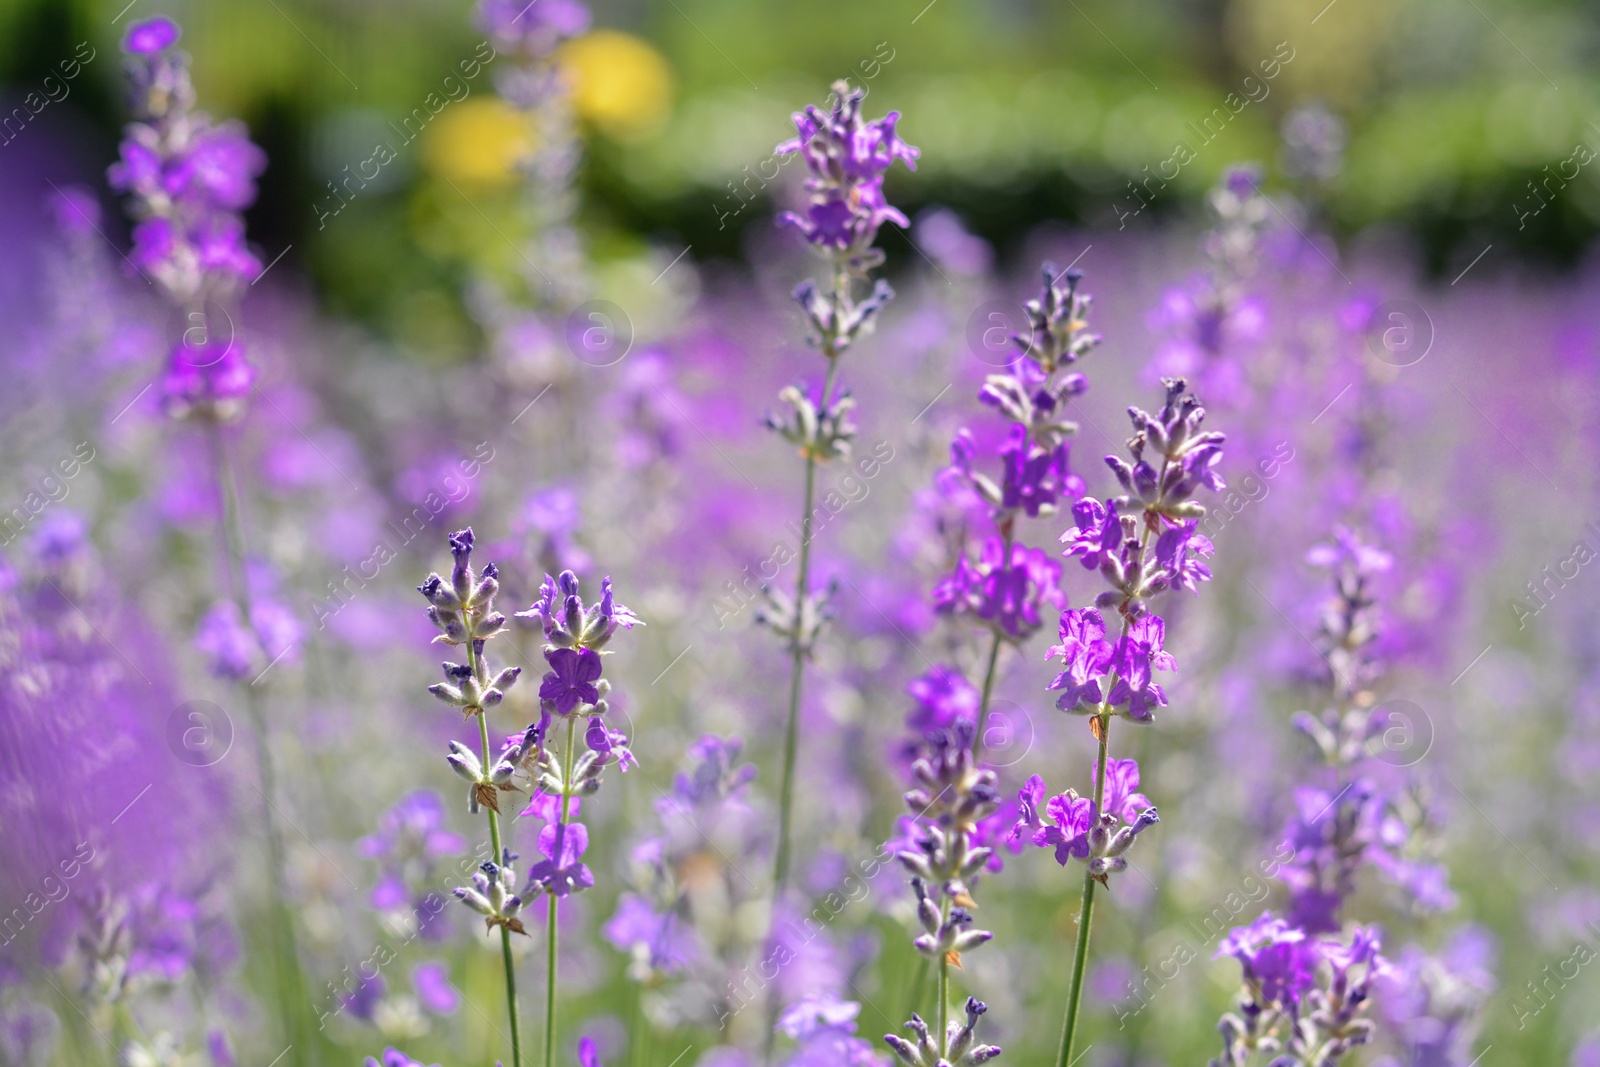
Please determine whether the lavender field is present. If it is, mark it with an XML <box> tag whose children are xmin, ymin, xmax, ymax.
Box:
<box><xmin>1</xmin><ymin>1</ymin><xmax>1597</xmax><ymax>1066</ymax></box>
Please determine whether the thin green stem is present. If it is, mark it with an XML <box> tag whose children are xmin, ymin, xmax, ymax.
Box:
<box><xmin>773</xmin><ymin>352</ymin><xmax>843</xmax><ymax>893</ymax></box>
<box><xmin>547</xmin><ymin>717</ymin><xmax>578</xmax><ymax>1067</ymax></box>
<box><xmin>1056</xmin><ymin>710</ymin><xmax>1111</xmax><ymax>1067</ymax></box>
<box><xmin>1056</xmin><ymin>492</ymin><xmax>1165</xmax><ymax>1067</ymax></box>
<box><xmin>767</xmin><ymin>264</ymin><xmax>850</xmax><ymax>1063</ymax></box>
<box><xmin>472</xmin><ymin>642</ymin><xmax>523</xmax><ymax>1067</ymax></box>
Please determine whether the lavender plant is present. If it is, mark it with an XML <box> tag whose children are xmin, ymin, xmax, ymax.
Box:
<box><xmin>424</xmin><ymin>534</ymin><xmax>641</xmax><ymax>1067</ymax></box>
<box><xmin>1038</xmin><ymin>375</ymin><xmax>1227</xmax><ymax>1067</ymax></box>
<box><xmin>884</xmin><ymin>723</ymin><xmax>1004</xmax><ymax>1067</ymax></box>
<box><xmin>420</xmin><ymin>528</ymin><xmax>529</xmax><ymax>1065</ymax></box>
<box><xmin>934</xmin><ymin>264</ymin><xmax>1100</xmax><ymax>750</ymax></box>
<box><xmin>761</xmin><ymin>80</ymin><xmax>917</xmax><ymax>896</ymax></box>
<box><xmin>517</xmin><ymin>565</ymin><xmax>641</xmax><ymax>1067</ymax></box>
<box><xmin>105</xmin><ymin>15</ymin><xmax>315</xmax><ymax>1056</ymax></box>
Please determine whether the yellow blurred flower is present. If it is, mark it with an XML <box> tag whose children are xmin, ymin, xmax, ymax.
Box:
<box><xmin>422</xmin><ymin>97</ymin><xmax>535</xmax><ymax>185</ymax></box>
<box><xmin>558</xmin><ymin>30</ymin><xmax>674</xmax><ymax>141</ymax></box>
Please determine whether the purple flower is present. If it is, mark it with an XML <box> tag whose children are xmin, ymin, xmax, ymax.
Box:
<box><xmin>112</xmin><ymin>15</ymin><xmax>268</xmax><ymax>419</ymax></box>
<box><xmin>1215</xmin><ymin>913</ymin><xmax>1318</xmax><ymax>1010</ymax></box>
<box><xmin>1091</xmin><ymin>758</ymin><xmax>1152</xmax><ymax>823</ymax></box>
<box><xmin>1061</xmin><ymin>498</ymin><xmax>1123</xmax><ymax>570</ymax></box>
<box><xmin>578</xmin><ymin>1037</ymin><xmax>604</xmax><ymax>1067</ymax></box>
<box><xmin>1034</xmin><ymin>791</ymin><xmax>1095</xmax><ymax>864</ymax></box>
<box><xmin>1153</xmin><ymin>521</ymin><xmax>1214</xmax><ymax>593</ymax></box>
<box><xmin>905</xmin><ymin>664</ymin><xmax>980</xmax><ymax>734</ymax></box>
<box><xmin>540</xmin><ymin>647</ymin><xmax>603</xmax><ymax>713</ymax></box>
<box><xmin>775</xmin><ymin>81</ymin><xmax>918</xmax><ymax>254</ymax></box>
<box><xmin>602</xmin><ymin>893</ymin><xmax>697</xmax><ymax>975</ymax></box>
<box><xmin>1106</xmin><ymin>614</ymin><xmax>1176</xmax><ymax>722</ymax></box>
<box><xmin>413</xmin><ymin>962</ymin><xmax>459</xmax><ymax>1015</ymax></box>
<box><xmin>999</xmin><ymin>425</ymin><xmax>1073</xmax><ymax>517</ymax></box>
<box><xmin>586</xmin><ymin>715</ymin><xmax>637</xmax><ymax>771</ymax></box>
<box><xmin>527</xmin><ymin>821</ymin><xmax>594</xmax><ymax>898</ymax></box>
<box><xmin>522</xmin><ymin>789</ymin><xmax>581</xmax><ymax>824</ymax></box>
<box><xmin>478</xmin><ymin>0</ymin><xmax>591</xmax><ymax>54</ymax></box>
<box><xmin>933</xmin><ymin>535</ymin><xmax>1064</xmax><ymax>641</ymax></box>
<box><xmin>364</xmin><ymin>1050</ymin><xmax>439</xmax><ymax>1067</ymax></box>
<box><xmin>518</xmin><ymin>571</ymin><xmax>640</xmax><ymax>650</ymax></box>
<box><xmin>124</xmin><ymin>16</ymin><xmax>180</xmax><ymax>53</ymax></box>
<box><xmin>161</xmin><ymin>338</ymin><xmax>258</xmax><ymax>419</ymax></box>
<box><xmin>1046</xmin><ymin>607</ymin><xmax>1115</xmax><ymax>712</ymax></box>
<box><xmin>1007</xmin><ymin>774</ymin><xmax>1048</xmax><ymax>846</ymax></box>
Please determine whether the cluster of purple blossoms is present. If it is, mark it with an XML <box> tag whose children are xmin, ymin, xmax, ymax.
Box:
<box><xmin>777</xmin><ymin>996</ymin><xmax>885</xmax><ymax>1067</ymax></box>
<box><xmin>765</xmin><ymin>80</ymin><xmax>917</xmax><ymax>905</ymax></box>
<box><xmin>776</xmin><ymin>80</ymin><xmax>919</xmax><ymax>263</ymax></box>
<box><xmin>1273</xmin><ymin>529</ymin><xmax>1455</xmax><ymax>932</ymax></box>
<box><xmin>1048</xmin><ymin>377</ymin><xmax>1223</xmax><ymax>724</ymax></box>
<box><xmin>365</xmin><ymin>1048</ymin><xmax>441</xmax><ymax>1067</ymax></box>
<box><xmin>934</xmin><ymin>266</ymin><xmax>1102</xmax><ymax>643</ymax></box>
<box><xmin>1210</xmin><ymin>916</ymin><xmax>1385</xmax><ymax>1067</ymax></box>
<box><xmin>358</xmin><ymin>791</ymin><xmax>467</xmax><ymax>940</ymax></box>
<box><xmin>884</xmin><ymin>722</ymin><xmax>1004</xmax><ymax>1067</ymax></box>
<box><xmin>192</xmin><ymin>566</ymin><xmax>301</xmax><ymax>682</ymax></box>
<box><xmin>604</xmin><ymin>736</ymin><xmax>757</xmax><ymax>1015</ymax></box>
<box><xmin>108</xmin><ymin>17</ymin><xmax>266</xmax><ymax>420</ymax></box>
<box><xmin>1008</xmin><ymin>758</ymin><xmax>1158</xmax><ymax>881</ymax></box>
<box><xmin>478</xmin><ymin>0</ymin><xmax>590</xmax><ymax>60</ymax></box>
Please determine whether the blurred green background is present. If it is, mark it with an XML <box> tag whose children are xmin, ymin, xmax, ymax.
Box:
<box><xmin>3</xmin><ymin>0</ymin><xmax>1597</xmax><ymax>344</ymax></box>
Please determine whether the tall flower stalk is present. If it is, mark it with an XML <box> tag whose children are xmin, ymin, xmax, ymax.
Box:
<box><xmin>517</xmin><ymin>569</ymin><xmax>640</xmax><ymax>1067</ymax></box>
<box><xmin>426</xmin><ymin>543</ymin><xmax>640</xmax><ymax>1067</ymax></box>
<box><xmin>421</xmin><ymin>529</ymin><xmax>528</xmax><ymax>1065</ymax></box>
<box><xmin>106</xmin><ymin>13</ymin><xmax>309</xmax><ymax>1053</ymax></box>
<box><xmin>935</xmin><ymin>265</ymin><xmax>1101</xmax><ymax>751</ymax></box>
<box><xmin>761</xmin><ymin>80</ymin><xmax>917</xmax><ymax>894</ymax></box>
<box><xmin>884</xmin><ymin>723</ymin><xmax>1003</xmax><ymax>1067</ymax></box>
<box><xmin>1033</xmin><ymin>377</ymin><xmax>1226</xmax><ymax>1067</ymax></box>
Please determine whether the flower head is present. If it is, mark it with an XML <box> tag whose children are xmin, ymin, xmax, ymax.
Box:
<box><xmin>526</xmin><ymin>821</ymin><xmax>594</xmax><ymax>898</ymax></box>
<box><xmin>776</xmin><ymin>80</ymin><xmax>918</xmax><ymax>259</ymax></box>
<box><xmin>540</xmin><ymin>647</ymin><xmax>603</xmax><ymax>713</ymax></box>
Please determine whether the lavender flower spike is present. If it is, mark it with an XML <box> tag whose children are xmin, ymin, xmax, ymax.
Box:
<box><xmin>420</xmin><ymin>529</ymin><xmax>530</xmax><ymax>1066</ymax></box>
<box><xmin>110</xmin><ymin>16</ymin><xmax>266</xmax><ymax>421</ymax></box>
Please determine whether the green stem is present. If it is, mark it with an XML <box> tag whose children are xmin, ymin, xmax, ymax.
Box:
<box><xmin>772</xmin><ymin>352</ymin><xmax>843</xmax><ymax>893</ymax></box>
<box><xmin>1056</xmin><ymin>710</ymin><xmax>1111</xmax><ymax>1067</ymax></box>
<box><xmin>767</xmin><ymin>265</ymin><xmax>849</xmax><ymax>1063</ymax></box>
<box><xmin>472</xmin><ymin>642</ymin><xmax>523</xmax><ymax>1067</ymax></box>
<box><xmin>547</xmin><ymin>717</ymin><xmax>578</xmax><ymax>1067</ymax></box>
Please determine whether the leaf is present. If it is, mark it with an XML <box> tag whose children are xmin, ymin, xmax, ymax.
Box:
<box><xmin>1089</xmin><ymin>716</ymin><xmax>1104</xmax><ymax>743</ymax></box>
<box><xmin>475</xmin><ymin>783</ymin><xmax>501</xmax><ymax>813</ymax></box>
<box><xmin>952</xmin><ymin>890</ymin><xmax>977</xmax><ymax>909</ymax></box>
<box><xmin>945</xmin><ymin>950</ymin><xmax>963</xmax><ymax>970</ymax></box>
